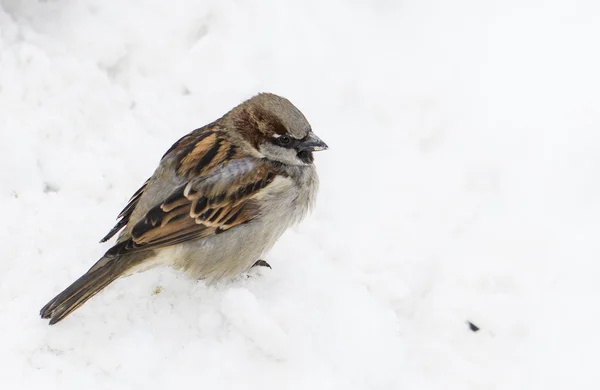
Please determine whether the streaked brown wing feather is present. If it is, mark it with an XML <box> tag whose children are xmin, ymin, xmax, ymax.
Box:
<box><xmin>100</xmin><ymin>178</ymin><xmax>151</xmax><ymax>243</ymax></box>
<box><xmin>102</xmin><ymin>126</ymin><xmax>282</xmax><ymax>257</ymax></box>
<box><xmin>130</xmin><ymin>162</ymin><xmax>276</xmax><ymax>248</ymax></box>
<box><xmin>167</xmin><ymin>126</ymin><xmax>246</xmax><ymax>177</ymax></box>
<box><xmin>100</xmin><ymin>125</ymin><xmax>240</xmax><ymax>244</ymax></box>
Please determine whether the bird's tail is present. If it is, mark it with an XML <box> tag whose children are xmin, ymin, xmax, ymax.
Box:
<box><xmin>40</xmin><ymin>256</ymin><xmax>124</xmax><ymax>325</ymax></box>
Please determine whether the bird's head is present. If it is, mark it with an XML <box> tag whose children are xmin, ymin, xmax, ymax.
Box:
<box><xmin>226</xmin><ymin>93</ymin><xmax>328</xmax><ymax>166</ymax></box>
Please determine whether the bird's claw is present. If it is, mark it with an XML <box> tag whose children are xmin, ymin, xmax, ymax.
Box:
<box><xmin>252</xmin><ymin>260</ymin><xmax>272</xmax><ymax>269</ymax></box>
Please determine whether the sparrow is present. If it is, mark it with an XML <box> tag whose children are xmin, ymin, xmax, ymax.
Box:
<box><xmin>40</xmin><ymin>93</ymin><xmax>328</xmax><ymax>325</ymax></box>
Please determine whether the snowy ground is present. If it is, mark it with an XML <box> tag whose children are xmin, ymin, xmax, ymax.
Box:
<box><xmin>1</xmin><ymin>0</ymin><xmax>599</xmax><ymax>389</ymax></box>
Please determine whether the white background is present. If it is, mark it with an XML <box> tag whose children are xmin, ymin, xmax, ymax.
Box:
<box><xmin>1</xmin><ymin>0</ymin><xmax>599</xmax><ymax>389</ymax></box>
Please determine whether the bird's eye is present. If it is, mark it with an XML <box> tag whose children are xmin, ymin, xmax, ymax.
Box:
<box><xmin>276</xmin><ymin>135</ymin><xmax>292</xmax><ymax>147</ymax></box>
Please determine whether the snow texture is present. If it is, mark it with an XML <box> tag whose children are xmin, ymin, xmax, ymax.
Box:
<box><xmin>1</xmin><ymin>0</ymin><xmax>599</xmax><ymax>389</ymax></box>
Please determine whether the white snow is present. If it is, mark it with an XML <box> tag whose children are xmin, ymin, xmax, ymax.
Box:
<box><xmin>1</xmin><ymin>0</ymin><xmax>599</xmax><ymax>389</ymax></box>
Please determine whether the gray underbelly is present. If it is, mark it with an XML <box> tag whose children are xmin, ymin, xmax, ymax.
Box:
<box><xmin>155</xmin><ymin>217</ymin><xmax>289</xmax><ymax>283</ymax></box>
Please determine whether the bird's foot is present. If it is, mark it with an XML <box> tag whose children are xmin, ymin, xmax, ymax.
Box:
<box><xmin>251</xmin><ymin>259</ymin><xmax>272</xmax><ymax>269</ymax></box>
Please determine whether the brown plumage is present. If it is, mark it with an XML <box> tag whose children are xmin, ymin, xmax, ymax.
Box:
<box><xmin>40</xmin><ymin>93</ymin><xmax>327</xmax><ymax>324</ymax></box>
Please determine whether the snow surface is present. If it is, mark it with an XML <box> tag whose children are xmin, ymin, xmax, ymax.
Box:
<box><xmin>1</xmin><ymin>0</ymin><xmax>599</xmax><ymax>389</ymax></box>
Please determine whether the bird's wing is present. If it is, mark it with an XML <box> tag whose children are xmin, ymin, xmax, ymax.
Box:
<box><xmin>100</xmin><ymin>125</ymin><xmax>241</xmax><ymax>243</ymax></box>
<box><xmin>100</xmin><ymin>178</ymin><xmax>151</xmax><ymax>243</ymax></box>
<box><xmin>102</xmin><ymin>128</ymin><xmax>288</xmax><ymax>258</ymax></box>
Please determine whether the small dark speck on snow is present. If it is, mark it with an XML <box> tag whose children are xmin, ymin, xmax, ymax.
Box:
<box><xmin>43</xmin><ymin>183</ymin><xmax>59</xmax><ymax>194</ymax></box>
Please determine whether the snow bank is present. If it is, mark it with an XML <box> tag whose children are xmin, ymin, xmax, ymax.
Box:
<box><xmin>1</xmin><ymin>0</ymin><xmax>599</xmax><ymax>389</ymax></box>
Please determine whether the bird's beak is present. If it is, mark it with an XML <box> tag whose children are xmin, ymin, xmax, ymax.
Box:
<box><xmin>297</xmin><ymin>132</ymin><xmax>329</xmax><ymax>152</ymax></box>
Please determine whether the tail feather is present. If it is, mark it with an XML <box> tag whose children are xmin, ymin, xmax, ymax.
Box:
<box><xmin>40</xmin><ymin>258</ymin><xmax>122</xmax><ymax>325</ymax></box>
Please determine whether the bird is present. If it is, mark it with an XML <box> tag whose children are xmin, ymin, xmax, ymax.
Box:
<box><xmin>40</xmin><ymin>93</ymin><xmax>328</xmax><ymax>325</ymax></box>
